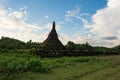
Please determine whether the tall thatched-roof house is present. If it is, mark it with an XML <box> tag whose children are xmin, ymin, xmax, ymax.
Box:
<box><xmin>42</xmin><ymin>21</ymin><xmax>64</xmax><ymax>50</ymax></box>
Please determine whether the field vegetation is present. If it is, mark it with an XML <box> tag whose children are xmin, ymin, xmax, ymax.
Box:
<box><xmin>0</xmin><ymin>50</ymin><xmax>120</xmax><ymax>80</ymax></box>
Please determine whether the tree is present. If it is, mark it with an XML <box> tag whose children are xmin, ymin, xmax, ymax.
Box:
<box><xmin>83</xmin><ymin>42</ymin><xmax>92</xmax><ymax>51</ymax></box>
<box><xmin>65</xmin><ymin>41</ymin><xmax>76</xmax><ymax>50</ymax></box>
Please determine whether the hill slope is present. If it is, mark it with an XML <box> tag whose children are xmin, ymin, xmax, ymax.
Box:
<box><xmin>0</xmin><ymin>37</ymin><xmax>29</xmax><ymax>49</ymax></box>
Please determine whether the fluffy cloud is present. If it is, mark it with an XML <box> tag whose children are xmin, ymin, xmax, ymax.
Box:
<box><xmin>88</xmin><ymin>0</ymin><xmax>120</xmax><ymax>47</ymax></box>
<box><xmin>0</xmin><ymin>7</ymin><xmax>64</xmax><ymax>43</ymax></box>
<box><xmin>0</xmin><ymin>7</ymin><xmax>47</xmax><ymax>42</ymax></box>
<box><xmin>1</xmin><ymin>0</ymin><xmax>119</xmax><ymax>47</ymax></box>
<box><xmin>64</xmin><ymin>0</ymin><xmax>120</xmax><ymax>47</ymax></box>
<box><xmin>59</xmin><ymin>32</ymin><xmax>92</xmax><ymax>45</ymax></box>
<box><xmin>64</xmin><ymin>7</ymin><xmax>93</xmax><ymax>45</ymax></box>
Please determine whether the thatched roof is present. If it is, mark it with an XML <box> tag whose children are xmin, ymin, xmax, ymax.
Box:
<box><xmin>42</xmin><ymin>21</ymin><xmax>64</xmax><ymax>50</ymax></box>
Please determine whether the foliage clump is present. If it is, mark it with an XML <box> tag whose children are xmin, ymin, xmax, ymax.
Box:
<box><xmin>0</xmin><ymin>36</ymin><xmax>41</xmax><ymax>50</ymax></box>
<box><xmin>0</xmin><ymin>53</ymin><xmax>50</xmax><ymax>75</ymax></box>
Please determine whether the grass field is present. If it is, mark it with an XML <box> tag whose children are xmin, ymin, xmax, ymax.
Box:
<box><xmin>0</xmin><ymin>52</ymin><xmax>120</xmax><ymax>80</ymax></box>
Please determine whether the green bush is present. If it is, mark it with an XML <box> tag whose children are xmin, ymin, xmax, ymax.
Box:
<box><xmin>0</xmin><ymin>53</ymin><xmax>50</xmax><ymax>74</ymax></box>
<box><xmin>26</xmin><ymin>58</ymin><xmax>50</xmax><ymax>72</ymax></box>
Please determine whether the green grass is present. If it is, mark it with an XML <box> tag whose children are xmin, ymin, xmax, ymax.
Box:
<box><xmin>0</xmin><ymin>52</ymin><xmax>120</xmax><ymax>80</ymax></box>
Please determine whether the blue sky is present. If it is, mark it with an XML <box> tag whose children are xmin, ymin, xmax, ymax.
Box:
<box><xmin>0</xmin><ymin>0</ymin><xmax>120</xmax><ymax>47</ymax></box>
<box><xmin>5</xmin><ymin>0</ymin><xmax>107</xmax><ymax>23</ymax></box>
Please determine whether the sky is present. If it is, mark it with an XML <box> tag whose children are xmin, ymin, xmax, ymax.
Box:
<box><xmin>0</xmin><ymin>0</ymin><xmax>120</xmax><ymax>47</ymax></box>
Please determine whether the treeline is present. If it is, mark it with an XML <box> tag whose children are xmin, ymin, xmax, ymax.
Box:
<box><xmin>0</xmin><ymin>36</ymin><xmax>41</xmax><ymax>50</ymax></box>
<box><xmin>65</xmin><ymin>41</ymin><xmax>119</xmax><ymax>52</ymax></box>
<box><xmin>0</xmin><ymin>36</ymin><xmax>119</xmax><ymax>56</ymax></box>
<box><xmin>33</xmin><ymin>41</ymin><xmax>119</xmax><ymax>57</ymax></box>
<box><xmin>0</xmin><ymin>36</ymin><xmax>119</xmax><ymax>51</ymax></box>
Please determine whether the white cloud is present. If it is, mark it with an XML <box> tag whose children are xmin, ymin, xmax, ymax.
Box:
<box><xmin>59</xmin><ymin>33</ymin><xmax>90</xmax><ymax>45</ymax></box>
<box><xmin>65</xmin><ymin>6</ymin><xmax>89</xmax><ymax>24</ymax></box>
<box><xmin>41</xmin><ymin>22</ymin><xmax>61</xmax><ymax>31</ymax></box>
<box><xmin>64</xmin><ymin>1</ymin><xmax>120</xmax><ymax>47</ymax></box>
<box><xmin>0</xmin><ymin>7</ymin><xmax>64</xmax><ymax>43</ymax></box>
<box><xmin>86</xmin><ymin>0</ymin><xmax>120</xmax><ymax>47</ymax></box>
<box><xmin>44</xmin><ymin>16</ymin><xmax>49</xmax><ymax>19</ymax></box>
<box><xmin>9</xmin><ymin>11</ymin><xmax>27</xmax><ymax>21</ymax></box>
<box><xmin>64</xmin><ymin>7</ymin><xmax>94</xmax><ymax>45</ymax></box>
<box><xmin>65</xmin><ymin>7</ymin><xmax>80</xmax><ymax>17</ymax></box>
<box><xmin>0</xmin><ymin>7</ymin><xmax>46</xmax><ymax>42</ymax></box>
<box><xmin>1</xmin><ymin>0</ymin><xmax>119</xmax><ymax>48</ymax></box>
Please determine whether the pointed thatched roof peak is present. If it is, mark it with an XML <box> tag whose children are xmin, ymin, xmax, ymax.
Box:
<box><xmin>42</xmin><ymin>21</ymin><xmax>64</xmax><ymax>50</ymax></box>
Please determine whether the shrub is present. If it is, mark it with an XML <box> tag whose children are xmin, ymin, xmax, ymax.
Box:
<box><xmin>26</xmin><ymin>58</ymin><xmax>50</xmax><ymax>73</ymax></box>
<box><xmin>0</xmin><ymin>53</ymin><xmax>50</xmax><ymax>74</ymax></box>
